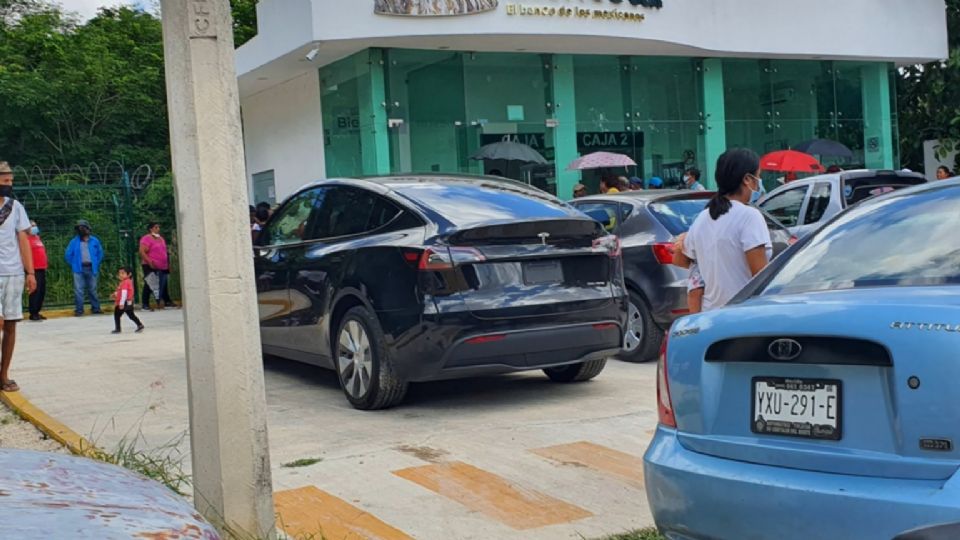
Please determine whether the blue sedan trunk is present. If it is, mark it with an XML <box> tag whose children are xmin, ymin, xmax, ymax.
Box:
<box><xmin>645</xmin><ymin>179</ymin><xmax>960</xmax><ymax>540</ymax></box>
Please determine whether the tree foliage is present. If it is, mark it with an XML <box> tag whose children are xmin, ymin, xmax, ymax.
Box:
<box><xmin>0</xmin><ymin>1</ymin><xmax>168</xmax><ymax>167</ymax></box>
<box><xmin>897</xmin><ymin>0</ymin><xmax>960</xmax><ymax>170</ymax></box>
<box><xmin>230</xmin><ymin>0</ymin><xmax>257</xmax><ymax>48</ymax></box>
<box><xmin>0</xmin><ymin>0</ymin><xmax>258</xmax><ymax>169</ymax></box>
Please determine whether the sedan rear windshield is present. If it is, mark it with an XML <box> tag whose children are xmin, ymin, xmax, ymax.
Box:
<box><xmin>763</xmin><ymin>186</ymin><xmax>960</xmax><ymax>296</ymax></box>
<box><xmin>648</xmin><ymin>199</ymin><xmax>709</xmax><ymax>235</ymax></box>
<box><xmin>844</xmin><ymin>176</ymin><xmax>926</xmax><ymax>205</ymax></box>
<box><xmin>391</xmin><ymin>182</ymin><xmax>576</xmax><ymax>228</ymax></box>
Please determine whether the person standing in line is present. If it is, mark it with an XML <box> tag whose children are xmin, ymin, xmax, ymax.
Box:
<box><xmin>600</xmin><ymin>177</ymin><xmax>620</xmax><ymax>194</ymax></box>
<box><xmin>672</xmin><ymin>148</ymin><xmax>772</xmax><ymax>311</ymax></box>
<box><xmin>111</xmin><ymin>267</ymin><xmax>144</xmax><ymax>334</ymax></box>
<box><xmin>65</xmin><ymin>220</ymin><xmax>104</xmax><ymax>316</ymax></box>
<box><xmin>0</xmin><ymin>162</ymin><xmax>37</xmax><ymax>393</ymax></box>
<box><xmin>936</xmin><ymin>166</ymin><xmax>953</xmax><ymax>180</ymax></box>
<box><xmin>573</xmin><ymin>183</ymin><xmax>588</xmax><ymax>198</ymax></box>
<box><xmin>684</xmin><ymin>168</ymin><xmax>706</xmax><ymax>191</ymax></box>
<box><xmin>140</xmin><ymin>222</ymin><xmax>176</xmax><ymax>310</ymax></box>
<box><xmin>27</xmin><ymin>221</ymin><xmax>47</xmax><ymax>321</ymax></box>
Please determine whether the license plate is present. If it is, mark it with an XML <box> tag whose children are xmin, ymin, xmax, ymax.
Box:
<box><xmin>752</xmin><ymin>377</ymin><xmax>842</xmax><ymax>441</ymax></box>
<box><xmin>522</xmin><ymin>260</ymin><xmax>563</xmax><ymax>285</ymax></box>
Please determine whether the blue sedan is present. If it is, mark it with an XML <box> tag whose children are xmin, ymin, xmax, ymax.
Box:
<box><xmin>644</xmin><ymin>179</ymin><xmax>960</xmax><ymax>540</ymax></box>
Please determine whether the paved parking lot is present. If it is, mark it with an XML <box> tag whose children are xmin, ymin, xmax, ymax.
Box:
<box><xmin>14</xmin><ymin>310</ymin><xmax>658</xmax><ymax>539</ymax></box>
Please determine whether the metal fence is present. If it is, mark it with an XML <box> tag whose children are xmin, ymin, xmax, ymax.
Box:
<box><xmin>12</xmin><ymin>163</ymin><xmax>180</xmax><ymax>309</ymax></box>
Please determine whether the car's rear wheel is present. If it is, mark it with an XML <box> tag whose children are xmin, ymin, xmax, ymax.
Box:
<box><xmin>335</xmin><ymin>306</ymin><xmax>408</xmax><ymax>410</ymax></box>
<box><xmin>620</xmin><ymin>290</ymin><xmax>662</xmax><ymax>363</ymax></box>
<box><xmin>543</xmin><ymin>358</ymin><xmax>607</xmax><ymax>383</ymax></box>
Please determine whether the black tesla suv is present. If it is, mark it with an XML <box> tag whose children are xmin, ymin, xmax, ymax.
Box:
<box><xmin>254</xmin><ymin>175</ymin><xmax>628</xmax><ymax>409</ymax></box>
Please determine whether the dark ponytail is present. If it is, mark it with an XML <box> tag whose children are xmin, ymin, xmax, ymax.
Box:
<box><xmin>708</xmin><ymin>148</ymin><xmax>760</xmax><ymax>220</ymax></box>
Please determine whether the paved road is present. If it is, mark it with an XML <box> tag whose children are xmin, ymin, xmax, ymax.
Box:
<box><xmin>14</xmin><ymin>310</ymin><xmax>658</xmax><ymax>539</ymax></box>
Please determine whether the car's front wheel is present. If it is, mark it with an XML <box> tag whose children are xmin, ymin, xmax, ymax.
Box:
<box><xmin>334</xmin><ymin>306</ymin><xmax>408</xmax><ymax>410</ymax></box>
<box><xmin>620</xmin><ymin>290</ymin><xmax>662</xmax><ymax>363</ymax></box>
<box><xmin>543</xmin><ymin>358</ymin><xmax>607</xmax><ymax>383</ymax></box>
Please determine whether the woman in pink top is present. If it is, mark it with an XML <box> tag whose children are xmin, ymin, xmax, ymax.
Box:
<box><xmin>139</xmin><ymin>222</ymin><xmax>176</xmax><ymax>310</ymax></box>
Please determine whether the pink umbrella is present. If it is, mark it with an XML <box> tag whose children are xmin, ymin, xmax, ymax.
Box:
<box><xmin>566</xmin><ymin>151</ymin><xmax>637</xmax><ymax>171</ymax></box>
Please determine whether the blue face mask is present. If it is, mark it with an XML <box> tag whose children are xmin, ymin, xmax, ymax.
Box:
<box><xmin>750</xmin><ymin>189</ymin><xmax>763</xmax><ymax>204</ymax></box>
<box><xmin>30</xmin><ymin>226</ymin><xmax>39</xmax><ymax>235</ymax></box>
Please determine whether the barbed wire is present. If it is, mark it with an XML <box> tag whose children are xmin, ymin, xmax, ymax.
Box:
<box><xmin>10</xmin><ymin>162</ymin><xmax>168</xmax><ymax>191</ymax></box>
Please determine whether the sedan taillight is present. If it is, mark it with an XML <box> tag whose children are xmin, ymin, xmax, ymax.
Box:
<box><xmin>657</xmin><ymin>331</ymin><xmax>677</xmax><ymax>428</ymax></box>
<box><xmin>418</xmin><ymin>247</ymin><xmax>485</xmax><ymax>270</ymax></box>
<box><xmin>652</xmin><ymin>243</ymin><xmax>675</xmax><ymax>265</ymax></box>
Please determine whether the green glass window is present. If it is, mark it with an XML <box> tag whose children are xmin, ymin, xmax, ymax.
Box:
<box><xmin>573</xmin><ymin>55</ymin><xmax>703</xmax><ymax>192</ymax></box>
<box><xmin>320</xmin><ymin>52</ymin><xmax>374</xmax><ymax>178</ymax></box>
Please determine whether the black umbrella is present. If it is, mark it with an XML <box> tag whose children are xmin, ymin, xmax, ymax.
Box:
<box><xmin>471</xmin><ymin>141</ymin><xmax>548</xmax><ymax>181</ymax></box>
<box><xmin>792</xmin><ymin>139</ymin><xmax>854</xmax><ymax>159</ymax></box>
<box><xmin>471</xmin><ymin>141</ymin><xmax>548</xmax><ymax>164</ymax></box>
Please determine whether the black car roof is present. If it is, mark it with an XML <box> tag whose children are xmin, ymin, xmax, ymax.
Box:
<box><xmin>310</xmin><ymin>174</ymin><xmax>552</xmax><ymax>199</ymax></box>
<box><xmin>303</xmin><ymin>174</ymin><xmax>589</xmax><ymax>233</ymax></box>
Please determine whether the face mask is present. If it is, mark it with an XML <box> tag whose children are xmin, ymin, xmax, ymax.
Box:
<box><xmin>151</xmin><ymin>232</ymin><xmax>160</xmax><ymax>238</ymax></box>
<box><xmin>748</xmin><ymin>176</ymin><xmax>763</xmax><ymax>203</ymax></box>
<box><xmin>30</xmin><ymin>226</ymin><xmax>39</xmax><ymax>235</ymax></box>
<box><xmin>0</xmin><ymin>185</ymin><xmax>14</xmax><ymax>198</ymax></box>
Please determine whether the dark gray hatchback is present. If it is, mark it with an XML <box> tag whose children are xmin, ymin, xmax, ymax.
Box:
<box><xmin>571</xmin><ymin>190</ymin><xmax>794</xmax><ymax>362</ymax></box>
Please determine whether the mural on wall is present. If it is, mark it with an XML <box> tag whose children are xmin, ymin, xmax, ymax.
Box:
<box><xmin>375</xmin><ymin>0</ymin><xmax>499</xmax><ymax>16</ymax></box>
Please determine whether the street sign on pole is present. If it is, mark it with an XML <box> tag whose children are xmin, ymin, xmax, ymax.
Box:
<box><xmin>159</xmin><ymin>1</ymin><xmax>275</xmax><ymax>537</ymax></box>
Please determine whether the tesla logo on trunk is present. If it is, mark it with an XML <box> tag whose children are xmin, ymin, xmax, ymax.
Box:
<box><xmin>538</xmin><ymin>232</ymin><xmax>550</xmax><ymax>245</ymax></box>
<box><xmin>768</xmin><ymin>339</ymin><xmax>802</xmax><ymax>361</ymax></box>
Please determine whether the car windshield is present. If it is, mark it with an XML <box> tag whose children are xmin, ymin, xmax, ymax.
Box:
<box><xmin>763</xmin><ymin>186</ymin><xmax>960</xmax><ymax>296</ymax></box>
<box><xmin>648</xmin><ymin>199</ymin><xmax>708</xmax><ymax>235</ymax></box>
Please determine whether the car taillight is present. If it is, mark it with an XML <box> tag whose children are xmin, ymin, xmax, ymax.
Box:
<box><xmin>657</xmin><ymin>331</ymin><xmax>677</xmax><ymax>428</ymax></box>
<box><xmin>418</xmin><ymin>247</ymin><xmax>485</xmax><ymax>270</ymax></box>
<box><xmin>652</xmin><ymin>243</ymin><xmax>675</xmax><ymax>265</ymax></box>
<box><xmin>592</xmin><ymin>235</ymin><xmax>621</xmax><ymax>258</ymax></box>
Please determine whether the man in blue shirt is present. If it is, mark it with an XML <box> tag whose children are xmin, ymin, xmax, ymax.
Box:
<box><xmin>65</xmin><ymin>220</ymin><xmax>104</xmax><ymax>316</ymax></box>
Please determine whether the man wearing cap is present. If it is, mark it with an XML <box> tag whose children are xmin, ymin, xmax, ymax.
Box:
<box><xmin>0</xmin><ymin>162</ymin><xmax>37</xmax><ymax>393</ymax></box>
<box><xmin>573</xmin><ymin>183</ymin><xmax>587</xmax><ymax>198</ymax></box>
<box><xmin>65</xmin><ymin>219</ymin><xmax>104</xmax><ymax>316</ymax></box>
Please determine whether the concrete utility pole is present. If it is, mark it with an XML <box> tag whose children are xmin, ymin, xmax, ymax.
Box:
<box><xmin>159</xmin><ymin>1</ymin><xmax>275</xmax><ymax>537</ymax></box>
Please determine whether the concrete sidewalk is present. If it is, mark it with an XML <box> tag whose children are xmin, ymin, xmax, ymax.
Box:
<box><xmin>11</xmin><ymin>310</ymin><xmax>659</xmax><ymax>540</ymax></box>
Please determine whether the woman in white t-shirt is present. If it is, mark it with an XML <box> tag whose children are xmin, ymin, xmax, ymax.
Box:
<box><xmin>673</xmin><ymin>148</ymin><xmax>772</xmax><ymax>311</ymax></box>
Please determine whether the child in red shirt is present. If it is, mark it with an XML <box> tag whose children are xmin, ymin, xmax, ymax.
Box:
<box><xmin>111</xmin><ymin>267</ymin><xmax>144</xmax><ymax>334</ymax></box>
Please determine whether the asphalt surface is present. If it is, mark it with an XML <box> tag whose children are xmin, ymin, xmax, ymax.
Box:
<box><xmin>13</xmin><ymin>309</ymin><xmax>658</xmax><ymax>539</ymax></box>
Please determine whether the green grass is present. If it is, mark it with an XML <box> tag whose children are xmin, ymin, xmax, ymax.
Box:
<box><xmin>89</xmin><ymin>430</ymin><xmax>191</xmax><ymax>496</ymax></box>
<box><xmin>281</xmin><ymin>457</ymin><xmax>324</xmax><ymax>468</ymax></box>
<box><xmin>595</xmin><ymin>528</ymin><xmax>665</xmax><ymax>540</ymax></box>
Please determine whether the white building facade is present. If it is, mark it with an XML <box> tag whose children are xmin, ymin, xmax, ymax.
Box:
<box><xmin>237</xmin><ymin>0</ymin><xmax>949</xmax><ymax>202</ymax></box>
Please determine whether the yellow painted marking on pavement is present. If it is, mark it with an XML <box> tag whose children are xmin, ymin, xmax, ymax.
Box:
<box><xmin>393</xmin><ymin>461</ymin><xmax>592</xmax><ymax>530</ymax></box>
<box><xmin>0</xmin><ymin>390</ymin><xmax>99</xmax><ymax>456</ymax></box>
<box><xmin>274</xmin><ymin>486</ymin><xmax>413</xmax><ymax>540</ymax></box>
<box><xmin>532</xmin><ymin>441</ymin><xmax>645</xmax><ymax>488</ymax></box>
